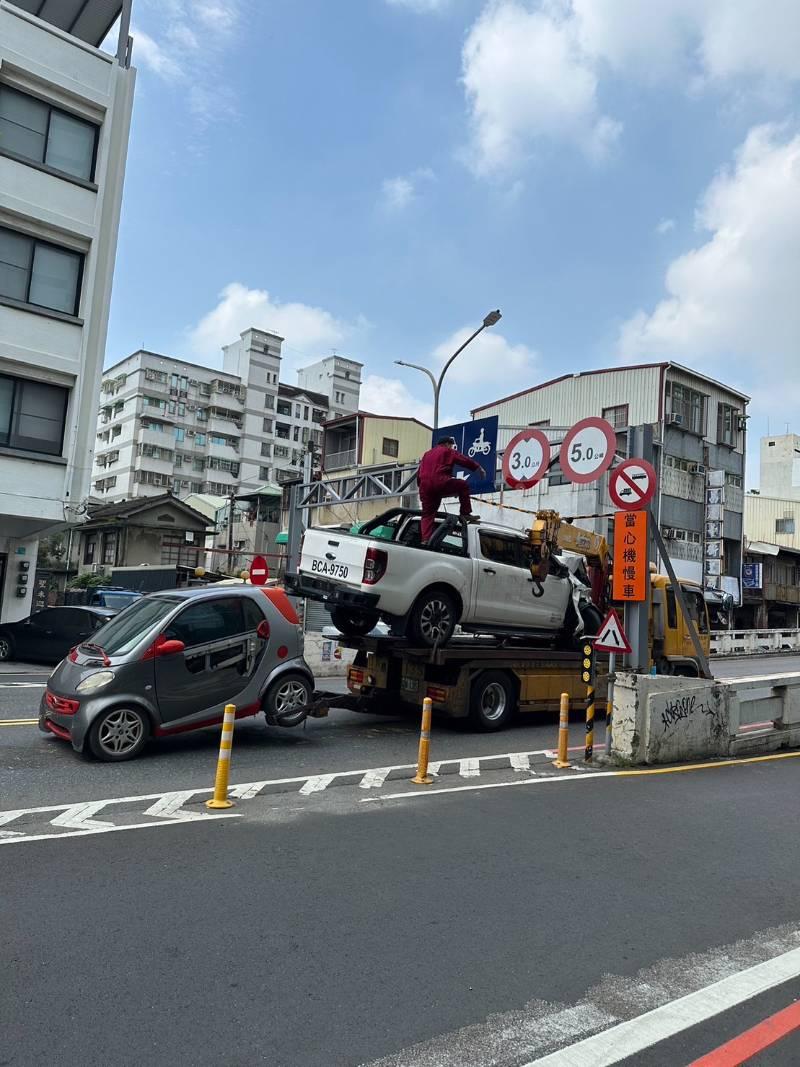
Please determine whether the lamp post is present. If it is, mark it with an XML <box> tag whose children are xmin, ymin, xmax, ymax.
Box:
<box><xmin>395</xmin><ymin>309</ymin><xmax>502</xmax><ymax>432</ymax></box>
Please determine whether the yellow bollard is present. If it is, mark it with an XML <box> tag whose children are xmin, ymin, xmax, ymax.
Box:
<box><xmin>411</xmin><ymin>697</ymin><xmax>434</xmax><ymax>784</ymax></box>
<box><xmin>206</xmin><ymin>703</ymin><xmax>236</xmax><ymax>809</ymax></box>
<box><xmin>553</xmin><ymin>692</ymin><xmax>570</xmax><ymax>768</ymax></box>
<box><xmin>585</xmin><ymin>682</ymin><xmax>595</xmax><ymax>763</ymax></box>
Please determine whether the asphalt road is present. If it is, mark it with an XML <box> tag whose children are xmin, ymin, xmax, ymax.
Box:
<box><xmin>4</xmin><ymin>756</ymin><xmax>800</xmax><ymax>1066</ymax></box>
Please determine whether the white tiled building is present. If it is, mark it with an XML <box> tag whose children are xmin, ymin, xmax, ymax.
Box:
<box><xmin>92</xmin><ymin>330</ymin><xmax>362</xmax><ymax>501</ymax></box>
<box><xmin>0</xmin><ymin>0</ymin><xmax>136</xmax><ymax>622</ymax></box>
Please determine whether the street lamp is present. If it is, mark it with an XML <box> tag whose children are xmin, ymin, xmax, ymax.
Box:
<box><xmin>395</xmin><ymin>309</ymin><xmax>502</xmax><ymax>432</ymax></box>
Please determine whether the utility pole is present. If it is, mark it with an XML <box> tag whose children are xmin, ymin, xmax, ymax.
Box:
<box><xmin>227</xmin><ymin>490</ymin><xmax>236</xmax><ymax>573</ymax></box>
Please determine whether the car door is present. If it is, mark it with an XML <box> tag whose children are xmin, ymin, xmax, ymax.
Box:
<box><xmin>473</xmin><ymin>532</ymin><xmax>530</xmax><ymax>627</ymax></box>
<box><xmin>12</xmin><ymin>610</ymin><xmax>54</xmax><ymax>661</ymax></box>
<box><xmin>153</xmin><ymin>597</ymin><xmax>259</xmax><ymax>724</ymax></box>
<box><xmin>47</xmin><ymin>608</ymin><xmax>98</xmax><ymax>661</ymax></box>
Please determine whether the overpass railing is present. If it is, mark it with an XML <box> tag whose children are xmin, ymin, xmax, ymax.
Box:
<box><xmin>711</xmin><ymin>629</ymin><xmax>800</xmax><ymax>657</ymax></box>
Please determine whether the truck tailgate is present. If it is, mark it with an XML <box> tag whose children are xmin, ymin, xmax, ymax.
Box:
<box><xmin>300</xmin><ymin>530</ymin><xmax>367</xmax><ymax>588</ymax></box>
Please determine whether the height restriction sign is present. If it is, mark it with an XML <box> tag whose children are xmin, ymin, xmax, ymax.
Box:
<box><xmin>609</xmin><ymin>458</ymin><xmax>657</xmax><ymax>511</ymax></box>
<box><xmin>559</xmin><ymin>417</ymin><xmax>617</xmax><ymax>485</ymax></box>
<box><xmin>502</xmin><ymin>428</ymin><xmax>551</xmax><ymax>489</ymax></box>
<box><xmin>612</xmin><ymin>511</ymin><xmax>648</xmax><ymax>602</ymax></box>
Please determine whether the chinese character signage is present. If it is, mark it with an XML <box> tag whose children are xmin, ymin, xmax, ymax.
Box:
<box><xmin>612</xmin><ymin>511</ymin><xmax>648</xmax><ymax>602</ymax></box>
<box><xmin>742</xmin><ymin>563</ymin><xmax>762</xmax><ymax>590</ymax></box>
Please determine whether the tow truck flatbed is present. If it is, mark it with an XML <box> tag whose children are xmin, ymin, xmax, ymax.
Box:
<box><xmin>332</xmin><ymin>633</ymin><xmax>607</xmax><ymax>731</ymax></box>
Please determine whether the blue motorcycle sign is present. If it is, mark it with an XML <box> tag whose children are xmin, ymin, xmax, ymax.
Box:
<box><xmin>435</xmin><ymin>416</ymin><xmax>498</xmax><ymax>495</ymax></box>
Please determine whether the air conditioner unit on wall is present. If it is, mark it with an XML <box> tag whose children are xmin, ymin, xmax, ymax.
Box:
<box><xmin>668</xmin><ymin>414</ymin><xmax>684</xmax><ymax>426</ymax></box>
<box><xmin>689</xmin><ymin>463</ymin><xmax>706</xmax><ymax>476</ymax></box>
<box><xmin>662</xmin><ymin>527</ymin><xmax>676</xmax><ymax>539</ymax></box>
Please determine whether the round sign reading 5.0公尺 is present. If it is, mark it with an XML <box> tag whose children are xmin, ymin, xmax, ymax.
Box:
<box><xmin>559</xmin><ymin>417</ymin><xmax>617</xmax><ymax>485</ymax></box>
<box><xmin>502</xmin><ymin>429</ymin><xmax>551</xmax><ymax>489</ymax></box>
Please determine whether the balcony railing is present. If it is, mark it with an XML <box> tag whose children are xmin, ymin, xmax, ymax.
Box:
<box><xmin>325</xmin><ymin>448</ymin><xmax>357</xmax><ymax>471</ymax></box>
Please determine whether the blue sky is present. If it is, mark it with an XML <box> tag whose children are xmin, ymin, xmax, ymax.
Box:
<box><xmin>107</xmin><ymin>1</ymin><xmax>800</xmax><ymax>483</ymax></box>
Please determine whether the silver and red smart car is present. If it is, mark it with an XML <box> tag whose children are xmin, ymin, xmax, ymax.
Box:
<box><xmin>40</xmin><ymin>585</ymin><xmax>315</xmax><ymax>761</ymax></box>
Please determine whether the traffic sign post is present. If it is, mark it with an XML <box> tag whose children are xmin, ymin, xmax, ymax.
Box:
<box><xmin>560</xmin><ymin>417</ymin><xmax>617</xmax><ymax>485</ymax></box>
<box><xmin>250</xmin><ymin>555</ymin><xmax>269</xmax><ymax>586</ymax></box>
<box><xmin>609</xmin><ymin>458</ymin><xmax>657</xmax><ymax>511</ymax></box>
<box><xmin>502</xmin><ymin>428</ymin><xmax>551</xmax><ymax>489</ymax></box>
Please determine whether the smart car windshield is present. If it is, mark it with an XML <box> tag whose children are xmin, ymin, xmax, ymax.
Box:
<box><xmin>90</xmin><ymin>596</ymin><xmax>182</xmax><ymax>656</ymax></box>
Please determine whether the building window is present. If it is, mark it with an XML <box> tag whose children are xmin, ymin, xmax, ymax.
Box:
<box><xmin>259</xmin><ymin>466</ymin><xmax>271</xmax><ymax>481</ymax></box>
<box><xmin>0</xmin><ymin>225</ymin><xmax>83</xmax><ymax>316</ymax></box>
<box><xmin>262</xmin><ymin>418</ymin><xmax>273</xmax><ymax>433</ymax></box>
<box><xmin>0</xmin><ymin>372</ymin><xmax>68</xmax><ymax>456</ymax></box>
<box><xmin>293</xmin><ymin>426</ymin><xmax>300</xmax><ymax>442</ymax></box>
<box><xmin>602</xmin><ymin>405</ymin><xmax>629</xmax><ymax>430</ymax></box>
<box><xmin>0</xmin><ymin>85</ymin><xmax>98</xmax><ymax>182</ymax></box>
<box><xmin>667</xmin><ymin>382</ymin><xmax>707</xmax><ymax>435</ymax></box>
<box><xmin>725</xmin><ymin>472</ymin><xmax>743</xmax><ymax>489</ymax></box>
<box><xmin>83</xmin><ymin>536</ymin><xmax>97</xmax><ymax>564</ymax></box>
<box><xmin>261</xmin><ymin>442</ymin><xmax>272</xmax><ymax>457</ymax></box>
<box><xmin>717</xmin><ymin>404</ymin><xmax>739</xmax><ymax>447</ymax></box>
<box><xmin>776</xmin><ymin>517</ymin><xmax>795</xmax><ymax>535</ymax></box>
<box><xmin>265</xmin><ymin>393</ymin><xmax>275</xmax><ymax>410</ymax></box>
<box><xmin>295</xmin><ymin>404</ymin><xmax>302</xmax><ymax>419</ymax></box>
<box><xmin>274</xmin><ymin>445</ymin><xmax>289</xmax><ymax>459</ymax></box>
<box><xmin>195</xmin><ymin>433</ymin><xmax>206</xmax><ymax>445</ymax></box>
<box><xmin>382</xmin><ymin>437</ymin><xmax>400</xmax><ymax>458</ymax></box>
<box><xmin>312</xmin><ymin>408</ymin><xmax>325</xmax><ymax>424</ymax></box>
<box><xmin>303</xmin><ymin>406</ymin><xmax>309</xmax><ymax>421</ymax></box>
<box><xmin>101</xmin><ymin>532</ymin><xmax>117</xmax><ymax>566</ymax></box>
<box><xmin>277</xmin><ymin>399</ymin><xmax>292</xmax><ymax>416</ymax></box>
<box><xmin>276</xmin><ymin>423</ymin><xmax>290</xmax><ymax>440</ymax></box>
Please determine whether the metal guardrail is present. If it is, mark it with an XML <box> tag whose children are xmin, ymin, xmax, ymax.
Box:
<box><xmin>711</xmin><ymin>629</ymin><xmax>800</xmax><ymax>657</ymax></box>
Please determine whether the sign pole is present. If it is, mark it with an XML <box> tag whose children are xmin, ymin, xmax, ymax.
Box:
<box><xmin>623</xmin><ymin>426</ymin><xmax>654</xmax><ymax>672</ymax></box>
<box><xmin>605</xmin><ymin>652</ymin><xmax>615</xmax><ymax>756</ymax></box>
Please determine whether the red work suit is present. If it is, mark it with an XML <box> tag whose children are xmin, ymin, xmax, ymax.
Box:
<box><xmin>417</xmin><ymin>443</ymin><xmax>481</xmax><ymax>543</ymax></box>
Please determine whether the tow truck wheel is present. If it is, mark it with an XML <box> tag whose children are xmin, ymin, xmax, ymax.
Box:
<box><xmin>408</xmin><ymin>588</ymin><xmax>458</xmax><ymax>648</ymax></box>
<box><xmin>330</xmin><ymin>607</ymin><xmax>379</xmax><ymax>638</ymax></box>
<box><xmin>469</xmin><ymin>671</ymin><xmax>516</xmax><ymax>731</ymax></box>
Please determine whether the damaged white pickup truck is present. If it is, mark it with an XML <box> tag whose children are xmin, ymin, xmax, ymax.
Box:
<box><xmin>286</xmin><ymin>508</ymin><xmax>602</xmax><ymax>648</ymax></box>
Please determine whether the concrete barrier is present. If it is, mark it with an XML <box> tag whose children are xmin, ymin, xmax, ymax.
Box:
<box><xmin>303</xmin><ymin>632</ymin><xmax>356</xmax><ymax>678</ymax></box>
<box><xmin>711</xmin><ymin>628</ymin><xmax>800</xmax><ymax>657</ymax></box>
<box><xmin>611</xmin><ymin>670</ymin><xmax>800</xmax><ymax>765</ymax></box>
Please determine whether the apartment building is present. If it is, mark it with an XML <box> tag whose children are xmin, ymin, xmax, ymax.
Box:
<box><xmin>472</xmin><ymin>362</ymin><xmax>749</xmax><ymax>602</ymax></box>
<box><xmin>0</xmin><ymin>0</ymin><xmax>136</xmax><ymax>622</ymax></box>
<box><xmin>92</xmin><ymin>329</ymin><xmax>362</xmax><ymax>501</ymax></box>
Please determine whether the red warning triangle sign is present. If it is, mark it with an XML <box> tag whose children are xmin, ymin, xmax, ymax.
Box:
<box><xmin>593</xmin><ymin>608</ymin><xmax>632</xmax><ymax>654</ymax></box>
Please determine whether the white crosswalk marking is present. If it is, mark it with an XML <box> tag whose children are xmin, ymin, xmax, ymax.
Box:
<box><xmin>359</xmin><ymin>768</ymin><xmax>391</xmax><ymax>790</ymax></box>
<box><xmin>299</xmin><ymin>774</ymin><xmax>337</xmax><ymax>795</ymax></box>
<box><xmin>229</xmin><ymin>782</ymin><xmax>269</xmax><ymax>800</ymax></box>
<box><xmin>143</xmin><ymin>791</ymin><xmax>207</xmax><ymax>820</ymax></box>
<box><xmin>459</xmin><ymin>758</ymin><xmax>480</xmax><ymax>778</ymax></box>
<box><xmin>51</xmin><ymin>802</ymin><xmax>115</xmax><ymax>831</ymax></box>
<box><xmin>510</xmin><ymin>753</ymin><xmax>531</xmax><ymax>772</ymax></box>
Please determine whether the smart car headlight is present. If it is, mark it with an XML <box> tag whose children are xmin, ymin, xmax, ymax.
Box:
<box><xmin>76</xmin><ymin>670</ymin><xmax>115</xmax><ymax>693</ymax></box>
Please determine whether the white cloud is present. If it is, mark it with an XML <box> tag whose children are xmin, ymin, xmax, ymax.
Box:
<box><xmin>380</xmin><ymin>167</ymin><xmax>435</xmax><ymax>210</ymax></box>
<box><xmin>618</xmin><ymin>124</ymin><xmax>800</xmax><ymax>399</ymax></box>
<box><xmin>656</xmin><ymin>218</ymin><xmax>676</xmax><ymax>234</ymax></box>
<box><xmin>461</xmin><ymin>1</ymin><xmax>621</xmax><ymax>175</ymax></box>
<box><xmin>188</xmin><ymin>282</ymin><xmax>355</xmax><ymax>362</ymax></box>
<box><xmin>133</xmin><ymin>1</ymin><xmax>240</xmax><ymax>123</ymax></box>
<box><xmin>460</xmin><ymin>0</ymin><xmax>800</xmax><ymax>176</ymax></box>
<box><xmin>432</xmin><ymin>325</ymin><xmax>538</xmax><ymax>385</ymax></box>
<box><xmin>360</xmin><ymin>375</ymin><xmax>435</xmax><ymax>426</ymax></box>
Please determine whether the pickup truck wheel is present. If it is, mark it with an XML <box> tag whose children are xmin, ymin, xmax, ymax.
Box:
<box><xmin>408</xmin><ymin>588</ymin><xmax>457</xmax><ymax>648</ymax></box>
<box><xmin>330</xmin><ymin>607</ymin><xmax>379</xmax><ymax>638</ymax></box>
<box><xmin>469</xmin><ymin>671</ymin><xmax>516</xmax><ymax>731</ymax></box>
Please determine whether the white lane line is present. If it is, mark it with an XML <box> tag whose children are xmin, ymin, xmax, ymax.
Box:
<box><xmin>524</xmin><ymin>943</ymin><xmax>800</xmax><ymax>1066</ymax></box>
<box><xmin>459</xmin><ymin>758</ymin><xmax>480</xmax><ymax>778</ymax></box>
<box><xmin>0</xmin><ymin>682</ymin><xmax>46</xmax><ymax>688</ymax></box>
<box><xmin>428</xmin><ymin>762</ymin><xmax>441</xmax><ymax>777</ymax></box>
<box><xmin>0</xmin><ymin>830</ymin><xmax>24</xmax><ymax>838</ymax></box>
<box><xmin>229</xmin><ymin>781</ymin><xmax>270</xmax><ymax>800</ymax></box>
<box><xmin>362</xmin><ymin>771</ymin><xmax>618</xmax><ymax>803</ymax></box>
<box><xmin>50</xmin><ymin>801</ymin><xmax>115</xmax><ymax>831</ymax></box>
<box><xmin>359</xmin><ymin>768</ymin><xmax>391</xmax><ymax>790</ymax></box>
<box><xmin>1</xmin><ymin>815</ymin><xmax>241</xmax><ymax>845</ymax></box>
<box><xmin>510</xmin><ymin>753</ymin><xmax>531</xmax><ymax>772</ymax></box>
<box><xmin>144</xmin><ymin>790</ymin><xmax>206</xmax><ymax>820</ymax></box>
<box><xmin>299</xmin><ymin>773</ymin><xmax>337</xmax><ymax>795</ymax></box>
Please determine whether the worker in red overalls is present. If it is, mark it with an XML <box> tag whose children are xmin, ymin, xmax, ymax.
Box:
<box><xmin>417</xmin><ymin>436</ymin><xmax>485</xmax><ymax>544</ymax></box>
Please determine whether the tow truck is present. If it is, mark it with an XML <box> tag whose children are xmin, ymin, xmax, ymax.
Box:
<box><xmin>329</xmin><ymin>509</ymin><xmax>710</xmax><ymax>731</ymax></box>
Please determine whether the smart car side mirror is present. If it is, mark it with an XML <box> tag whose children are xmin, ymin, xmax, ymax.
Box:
<box><xmin>156</xmin><ymin>639</ymin><xmax>185</xmax><ymax>657</ymax></box>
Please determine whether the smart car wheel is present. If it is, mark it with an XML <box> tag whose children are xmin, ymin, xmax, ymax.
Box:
<box><xmin>0</xmin><ymin>634</ymin><xmax>13</xmax><ymax>662</ymax></box>
<box><xmin>87</xmin><ymin>706</ymin><xmax>149</xmax><ymax>762</ymax></box>
<box><xmin>264</xmin><ymin>673</ymin><xmax>312</xmax><ymax>727</ymax></box>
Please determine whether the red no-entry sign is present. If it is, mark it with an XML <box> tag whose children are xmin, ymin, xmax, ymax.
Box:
<box><xmin>609</xmin><ymin>458</ymin><xmax>657</xmax><ymax>511</ymax></box>
<box><xmin>250</xmin><ymin>555</ymin><xmax>269</xmax><ymax>586</ymax></box>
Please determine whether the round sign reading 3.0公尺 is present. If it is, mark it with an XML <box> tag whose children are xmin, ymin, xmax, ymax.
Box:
<box><xmin>559</xmin><ymin>417</ymin><xmax>617</xmax><ymax>485</ymax></box>
<box><xmin>502</xmin><ymin>429</ymin><xmax>551</xmax><ymax>489</ymax></box>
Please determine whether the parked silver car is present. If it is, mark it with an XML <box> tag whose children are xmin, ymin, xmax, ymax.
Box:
<box><xmin>40</xmin><ymin>586</ymin><xmax>315</xmax><ymax>761</ymax></box>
